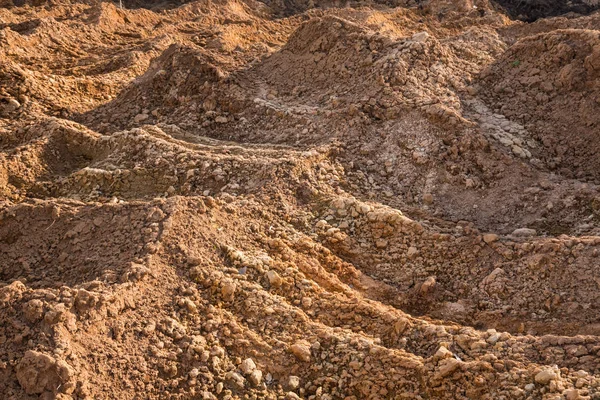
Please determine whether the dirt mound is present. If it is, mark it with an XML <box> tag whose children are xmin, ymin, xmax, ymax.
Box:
<box><xmin>3</xmin><ymin>0</ymin><xmax>600</xmax><ymax>399</ymax></box>
<box><xmin>478</xmin><ymin>28</ymin><xmax>600</xmax><ymax>181</ymax></box>
<box><xmin>493</xmin><ymin>0</ymin><xmax>600</xmax><ymax>21</ymax></box>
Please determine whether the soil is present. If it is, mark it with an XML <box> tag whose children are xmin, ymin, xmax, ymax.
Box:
<box><xmin>2</xmin><ymin>0</ymin><xmax>600</xmax><ymax>399</ymax></box>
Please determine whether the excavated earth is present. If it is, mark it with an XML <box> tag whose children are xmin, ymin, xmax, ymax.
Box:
<box><xmin>2</xmin><ymin>0</ymin><xmax>600</xmax><ymax>399</ymax></box>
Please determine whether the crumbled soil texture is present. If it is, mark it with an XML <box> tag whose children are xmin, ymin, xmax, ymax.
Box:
<box><xmin>2</xmin><ymin>0</ymin><xmax>600</xmax><ymax>399</ymax></box>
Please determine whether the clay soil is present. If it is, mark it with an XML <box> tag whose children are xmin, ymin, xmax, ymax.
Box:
<box><xmin>2</xmin><ymin>0</ymin><xmax>600</xmax><ymax>399</ymax></box>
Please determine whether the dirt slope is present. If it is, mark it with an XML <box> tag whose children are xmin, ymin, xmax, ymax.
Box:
<box><xmin>2</xmin><ymin>0</ymin><xmax>600</xmax><ymax>399</ymax></box>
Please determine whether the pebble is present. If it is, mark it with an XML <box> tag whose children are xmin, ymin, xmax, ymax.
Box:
<box><xmin>482</xmin><ymin>233</ymin><xmax>498</xmax><ymax>243</ymax></box>
<box><xmin>511</xmin><ymin>228</ymin><xmax>537</xmax><ymax>237</ymax></box>
<box><xmin>239</xmin><ymin>358</ymin><xmax>256</xmax><ymax>375</ymax></box>
<box><xmin>225</xmin><ymin>371</ymin><xmax>246</xmax><ymax>390</ymax></box>
<box><xmin>534</xmin><ymin>369</ymin><xmax>557</xmax><ymax>385</ymax></box>
<box><xmin>221</xmin><ymin>282</ymin><xmax>236</xmax><ymax>301</ymax></box>
<box><xmin>290</xmin><ymin>341</ymin><xmax>311</xmax><ymax>362</ymax></box>
<box><xmin>266</xmin><ymin>270</ymin><xmax>283</xmax><ymax>287</ymax></box>
<box><xmin>411</xmin><ymin>31</ymin><xmax>429</xmax><ymax>42</ymax></box>
<box><xmin>284</xmin><ymin>375</ymin><xmax>301</xmax><ymax>391</ymax></box>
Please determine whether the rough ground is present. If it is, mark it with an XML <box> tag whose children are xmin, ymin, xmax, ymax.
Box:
<box><xmin>1</xmin><ymin>0</ymin><xmax>600</xmax><ymax>399</ymax></box>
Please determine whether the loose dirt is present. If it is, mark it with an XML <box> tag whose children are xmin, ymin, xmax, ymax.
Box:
<box><xmin>2</xmin><ymin>0</ymin><xmax>600</xmax><ymax>399</ymax></box>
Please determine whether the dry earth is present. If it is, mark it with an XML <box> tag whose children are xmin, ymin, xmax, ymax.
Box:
<box><xmin>2</xmin><ymin>0</ymin><xmax>600</xmax><ymax>399</ymax></box>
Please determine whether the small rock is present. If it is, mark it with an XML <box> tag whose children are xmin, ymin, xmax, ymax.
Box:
<box><xmin>482</xmin><ymin>233</ymin><xmax>498</xmax><ymax>244</ymax></box>
<box><xmin>511</xmin><ymin>228</ymin><xmax>536</xmax><ymax>237</ymax></box>
<box><xmin>423</xmin><ymin>193</ymin><xmax>434</xmax><ymax>204</ymax></box>
<box><xmin>248</xmin><ymin>370</ymin><xmax>263</xmax><ymax>386</ymax></box>
<box><xmin>221</xmin><ymin>282</ymin><xmax>236</xmax><ymax>301</ymax></box>
<box><xmin>2</xmin><ymin>98</ymin><xmax>21</xmax><ymax>113</ymax></box>
<box><xmin>534</xmin><ymin>369</ymin><xmax>557</xmax><ymax>385</ymax></box>
<box><xmin>134</xmin><ymin>113</ymin><xmax>149</xmax><ymax>123</ymax></box>
<box><xmin>407</xmin><ymin>246</ymin><xmax>418</xmax><ymax>258</ymax></box>
<box><xmin>290</xmin><ymin>341</ymin><xmax>311</xmax><ymax>362</ymax></box>
<box><xmin>411</xmin><ymin>31</ymin><xmax>429</xmax><ymax>42</ymax></box>
<box><xmin>283</xmin><ymin>375</ymin><xmax>301</xmax><ymax>391</ymax></box>
<box><xmin>266</xmin><ymin>270</ymin><xmax>283</xmax><ymax>288</ymax></box>
<box><xmin>225</xmin><ymin>371</ymin><xmax>245</xmax><ymax>390</ymax></box>
<box><xmin>434</xmin><ymin>346</ymin><xmax>453</xmax><ymax>361</ymax></box>
<box><xmin>420</xmin><ymin>276</ymin><xmax>436</xmax><ymax>295</ymax></box>
<box><xmin>437</xmin><ymin>358</ymin><xmax>462</xmax><ymax>378</ymax></box>
<box><xmin>564</xmin><ymin>389</ymin><xmax>580</xmax><ymax>400</ymax></box>
<box><xmin>239</xmin><ymin>358</ymin><xmax>256</xmax><ymax>375</ymax></box>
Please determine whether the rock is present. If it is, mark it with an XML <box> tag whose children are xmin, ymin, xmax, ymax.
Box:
<box><xmin>285</xmin><ymin>392</ymin><xmax>301</xmax><ymax>400</ymax></box>
<box><xmin>411</xmin><ymin>31</ymin><xmax>429</xmax><ymax>42</ymax></box>
<box><xmin>534</xmin><ymin>369</ymin><xmax>557</xmax><ymax>385</ymax></box>
<box><xmin>434</xmin><ymin>346</ymin><xmax>453</xmax><ymax>361</ymax></box>
<box><xmin>420</xmin><ymin>276</ymin><xmax>436</xmax><ymax>295</ymax></box>
<box><xmin>511</xmin><ymin>228</ymin><xmax>536</xmax><ymax>237</ymax></box>
<box><xmin>375</xmin><ymin>238</ymin><xmax>388</xmax><ymax>248</ymax></box>
<box><xmin>16</xmin><ymin>351</ymin><xmax>73</xmax><ymax>395</ymax></box>
<box><xmin>248</xmin><ymin>370</ymin><xmax>263</xmax><ymax>386</ymax></box>
<box><xmin>266</xmin><ymin>270</ymin><xmax>283</xmax><ymax>288</ymax></box>
<box><xmin>239</xmin><ymin>358</ymin><xmax>256</xmax><ymax>375</ymax></box>
<box><xmin>482</xmin><ymin>233</ymin><xmax>498</xmax><ymax>244</ymax></box>
<box><xmin>2</xmin><ymin>98</ymin><xmax>21</xmax><ymax>113</ymax></box>
<box><xmin>134</xmin><ymin>113</ymin><xmax>149</xmax><ymax>123</ymax></box>
<box><xmin>437</xmin><ymin>358</ymin><xmax>462</xmax><ymax>378</ymax></box>
<box><xmin>290</xmin><ymin>341</ymin><xmax>311</xmax><ymax>362</ymax></box>
<box><xmin>215</xmin><ymin>116</ymin><xmax>228</xmax><ymax>124</ymax></box>
<box><xmin>393</xmin><ymin>318</ymin><xmax>409</xmax><ymax>334</ymax></box>
<box><xmin>284</xmin><ymin>375</ymin><xmax>301</xmax><ymax>391</ymax></box>
<box><xmin>407</xmin><ymin>246</ymin><xmax>418</xmax><ymax>258</ymax></box>
<box><xmin>221</xmin><ymin>281</ymin><xmax>236</xmax><ymax>301</ymax></box>
<box><xmin>225</xmin><ymin>371</ymin><xmax>246</xmax><ymax>390</ymax></box>
<box><xmin>423</xmin><ymin>193</ymin><xmax>434</xmax><ymax>204</ymax></box>
<box><xmin>564</xmin><ymin>389</ymin><xmax>580</xmax><ymax>400</ymax></box>
<box><xmin>486</xmin><ymin>332</ymin><xmax>501</xmax><ymax>345</ymax></box>
<box><xmin>524</xmin><ymin>383</ymin><xmax>535</xmax><ymax>391</ymax></box>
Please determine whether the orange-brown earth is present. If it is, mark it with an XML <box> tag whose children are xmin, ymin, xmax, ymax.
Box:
<box><xmin>2</xmin><ymin>0</ymin><xmax>600</xmax><ymax>399</ymax></box>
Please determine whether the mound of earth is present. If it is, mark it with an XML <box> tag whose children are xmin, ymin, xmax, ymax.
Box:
<box><xmin>2</xmin><ymin>0</ymin><xmax>600</xmax><ymax>399</ymax></box>
<box><xmin>493</xmin><ymin>0</ymin><xmax>600</xmax><ymax>22</ymax></box>
<box><xmin>478</xmin><ymin>28</ymin><xmax>600</xmax><ymax>182</ymax></box>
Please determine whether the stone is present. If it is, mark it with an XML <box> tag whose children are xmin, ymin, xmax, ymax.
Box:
<box><xmin>434</xmin><ymin>346</ymin><xmax>453</xmax><ymax>361</ymax></box>
<box><xmin>284</xmin><ymin>375</ymin><xmax>301</xmax><ymax>391</ymax></box>
<box><xmin>512</xmin><ymin>228</ymin><xmax>536</xmax><ymax>237</ymax></box>
<box><xmin>290</xmin><ymin>341</ymin><xmax>311</xmax><ymax>362</ymax></box>
<box><xmin>266</xmin><ymin>270</ymin><xmax>283</xmax><ymax>288</ymax></box>
<box><xmin>423</xmin><ymin>193</ymin><xmax>434</xmax><ymax>204</ymax></box>
<box><xmin>420</xmin><ymin>276</ymin><xmax>436</xmax><ymax>294</ymax></box>
<box><xmin>248</xmin><ymin>370</ymin><xmax>263</xmax><ymax>385</ymax></box>
<box><xmin>285</xmin><ymin>393</ymin><xmax>301</xmax><ymax>400</ymax></box>
<box><xmin>407</xmin><ymin>246</ymin><xmax>418</xmax><ymax>258</ymax></box>
<box><xmin>524</xmin><ymin>383</ymin><xmax>535</xmax><ymax>391</ymax></box>
<box><xmin>2</xmin><ymin>98</ymin><xmax>21</xmax><ymax>113</ymax></box>
<box><xmin>437</xmin><ymin>358</ymin><xmax>462</xmax><ymax>378</ymax></box>
<box><xmin>534</xmin><ymin>369</ymin><xmax>557</xmax><ymax>385</ymax></box>
<box><xmin>564</xmin><ymin>389</ymin><xmax>580</xmax><ymax>400</ymax></box>
<box><xmin>134</xmin><ymin>113</ymin><xmax>149</xmax><ymax>123</ymax></box>
<box><xmin>482</xmin><ymin>233</ymin><xmax>498</xmax><ymax>244</ymax></box>
<box><xmin>239</xmin><ymin>358</ymin><xmax>256</xmax><ymax>375</ymax></box>
<box><xmin>221</xmin><ymin>282</ymin><xmax>236</xmax><ymax>301</ymax></box>
<box><xmin>225</xmin><ymin>371</ymin><xmax>246</xmax><ymax>390</ymax></box>
<box><xmin>411</xmin><ymin>31</ymin><xmax>429</xmax><ymax>42</ymax></box>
